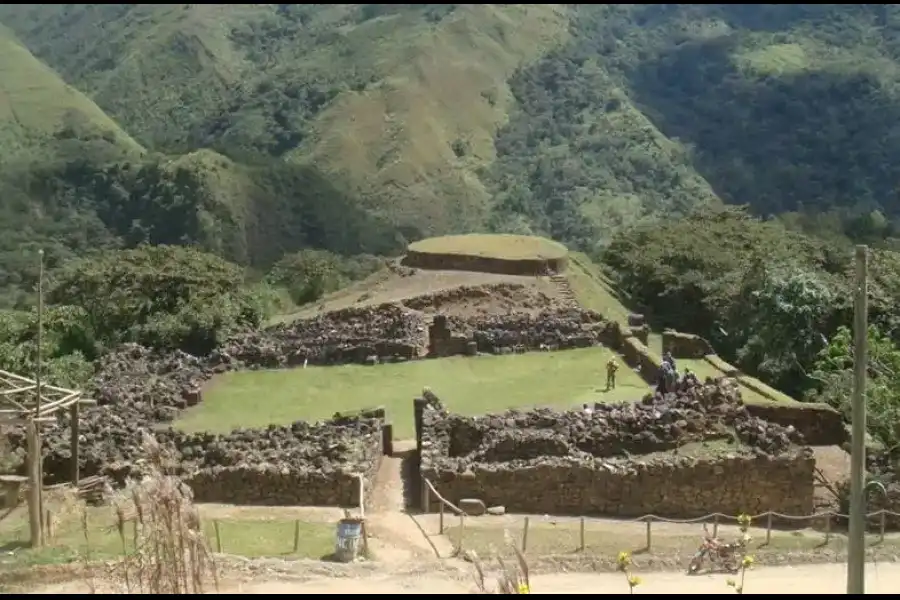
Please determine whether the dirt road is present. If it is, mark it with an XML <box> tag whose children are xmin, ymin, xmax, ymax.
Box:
<box><xmin>33</xmin><ymin>562</ymin><xmax>900</xmax><ymax>594</ymax></box>
<box><xmin>229</xmin><ymin>563</ymin><xmax>900</xmax><ymax>594</ymax></box>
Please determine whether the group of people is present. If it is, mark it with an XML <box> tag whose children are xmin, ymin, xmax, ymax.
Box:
<box><xmin>602</xmin><ymin>350</ymin><xmax>697</xmax><ymax>395</ymax></box>
<box><xmin>657</xmin><ymin>351</ymin><xmax>698</xmax><ymax>393</ymax></box>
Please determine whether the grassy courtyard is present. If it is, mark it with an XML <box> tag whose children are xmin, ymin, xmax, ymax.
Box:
<box><xmin>175</xmin><ymin>347</ymin><xmax>651</xmax><ymax>438</ymax></box>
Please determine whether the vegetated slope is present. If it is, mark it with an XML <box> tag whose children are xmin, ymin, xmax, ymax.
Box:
<box><xmin>0</xmin><ymin>4</ymin><xmax>570</xmax><ymax>240</ymax></box>
<box><xmin>5</xmin><ymin>4</ymin><xmax>900</xmax><ymax>287</ymax></box>
<box><xmin>483</xmin><ymin>4</ymin><xmax>900</xmax><ymax>248</ymax></box>
<box><xmin>0</xmin><ymin>25</ymin><xmax>143</xmax><ymax>306</ymax></box>
<box><xmin>0</xmin><ymin>8</ymin><xmax>406</xmax><ymax>306</ymax></box>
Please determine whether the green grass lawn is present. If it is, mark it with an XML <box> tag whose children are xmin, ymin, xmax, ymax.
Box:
<box><xmin>0</xmin><ymin>506</ymin><xmax>335</xmax><ymax>567</ymax></box>
<box><xmin>407</xmin><ymin>233</ymin><xmax>568</xmax><ymax>260</ymax></box>
<box><xmin>176</xmin><ymin>347</ymin><xmax>652</xmax><ymax>438</ymax></box>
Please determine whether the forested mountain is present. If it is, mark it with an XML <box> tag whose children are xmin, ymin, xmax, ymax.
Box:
<box><xmin>3</xmin><ymin>4</ymin><xmax>900</xmax><ymax>303</ymax></box>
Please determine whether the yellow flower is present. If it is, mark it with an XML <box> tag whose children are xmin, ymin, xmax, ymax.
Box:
<box><xmin>737</xmin><ymin>514</ymin><xmax>752</xmax><ymax>529</ymax></box>
<box><xmin>517</xmin><ymin>583</ymin><xmax>530</xmax><ymax>594</ymax></box>
<box><xmin>628</xmin><ymin>575</ymin><xmax>642</xmax><ymax>588</ymax></box>
<box><xmin>726</xmin><ymin>578</ymin><xmax>736</xmax><ymax>587</ymax></box>
<box><xmin>617</xmin><ymin>551</ymin><xmax>631</xmax><ymax>567</ymax></box>
<box><xmin>742</xmin><ymin>555</ymin><xmax>755</xmax><ymax>568</ymax></box>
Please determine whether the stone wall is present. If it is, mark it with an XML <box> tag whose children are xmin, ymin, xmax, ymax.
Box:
<box><xmin>427</xmin><ymin>308</ymin><xmax>615</xmax><ymax>357</ymax></box>
<box><xmin>418</xmin><ymin>382</ymin><xmax>816</xmax><ymax>519</ymax></box>
<box><xmin>226</xmin><ymin>303</ymin><xmax>428</xmax><ymax>368</ymax></box>
<box><xmin>424</xmin><ymin>453</ymin><xmax>814</xmax><ymax>518</ymax></box>
<box><xmin>744</xmin><ymin>402</ymin><xmax>846</xmax><ymax>447</ymax></box>
<box><xmin>5</xmin><ymin>345</ymin><xmax>386</xmax><ymax>508</ymax></box>
<box><xmin>662</xmin><ymin>330</ymin><xmax>714</xmax><ymax>358</ymax></box>
<box><xmin>401</xmin><ymin>250</ymin><xmax>568</xmax><ymax>276</ymax></box>
<box><xmin>617</xmin><ymin>326</ymin><xmax>846</xmax><ymax>447</ymax></box>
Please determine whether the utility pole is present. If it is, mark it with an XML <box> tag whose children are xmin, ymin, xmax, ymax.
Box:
<box><xmin>36</xmin><ymin>249</ymin><xmax>45</xmax><ymax>529</ymax></box>
<box><xmin>847</xmin><ymin>244</ymin><xmax>868</xmax><ymax>594</ymax></box>
<box><xmin>27</xmin><ymin>248</ymin><xmax>46</xmax><ymax>547</ymax></box>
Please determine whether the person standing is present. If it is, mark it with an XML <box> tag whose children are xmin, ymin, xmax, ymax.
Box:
<box><xmin>606</xmin><ymin>357</ymin><xmax>620</xmax><ymax>391</ymax></box>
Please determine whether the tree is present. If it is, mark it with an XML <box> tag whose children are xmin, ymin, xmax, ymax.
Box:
<box><xmin>266</xmin><ymin>249</ymin><xmax>383</xmax><ymax>306</ymax></box>
<box><xmin>0</xmin><ymin>307</ymin><xmax>93</xmax><ymax>388</ymax></box>
<box><xmin>807</xmin><ymin>325</ymin><xmax>900</xmax><ymax>451</ymax></box>
<box><xmin>47</xmin><ymin>245</ymin><xmax>267</xmax><ymax>355</ymax></box>
<box><xmin>724</xmin><ymin>260</ymin><xmax>837</xmax><ymax>394</ymax></box>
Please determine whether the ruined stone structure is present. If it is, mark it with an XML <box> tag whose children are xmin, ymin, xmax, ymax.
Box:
<box><xmin>4</xmin><ymin>345</ymin><xmax>385</xmax><ymax>507</ymax></box>
<box><xmin>426</xmin><ymin>307</ymin><xmax>623</xmax><ymax>358</ymax></box>
<box><xmin>0</xmin><ymin>290</ymin><xmax>849</xmax><ymax>518</ymax></box>
<box><xmin>418</xmin><ymin>383</ymin><xmax>816</xmax><ymax>519</ymax></box>
<box><xmin>227</xmin><ymin>303</ymin><xmax>429</xmax><ymax>367</ymax></box>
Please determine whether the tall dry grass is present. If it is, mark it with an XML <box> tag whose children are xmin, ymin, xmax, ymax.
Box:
<box><xmin>81</xmin><ymin>432</ymin><xmax>219</xmax><ymax>594</ymax></box>
<box><xmin>469</xmin><ymin>538</ymin><xmax>531</xmax><ymax>594</ymax></box>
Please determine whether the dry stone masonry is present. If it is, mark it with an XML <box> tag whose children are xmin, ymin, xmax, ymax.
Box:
<box><xmin>0</xmin><ymin>295</ymin><xmax>850</xmax><ymax>518</ymax></box>
<box><xmin>4</xmin><ymin>344</ymin><xmax>385</xmax><ymax>507</ymax></box>
<box><xmin>419</xmin><ymin>381</ymin><xmax>816</xmax><ymax>519</ymax></box>
<box><xmin>428</xmin><ymin>308</ymin><xmax>618</xmax><ymax>357</ymax></box>
<box><xmin>226</xmin><ymin>303</ymin><xmax>429</xmax><ymax>367</ymax></box>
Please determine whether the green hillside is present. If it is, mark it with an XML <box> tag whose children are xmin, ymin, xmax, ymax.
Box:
<box><xmin>2</xmin><ymin>4</ymin><xmax>900</xmax><ymax>304</ymax></box>
<box><xmin>6</xmin><ymin>4</ymin><xmax>900</xmax><ymax>266</ymax></box>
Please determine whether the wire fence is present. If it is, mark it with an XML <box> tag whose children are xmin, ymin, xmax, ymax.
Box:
<box><xmin>422</xmin><ymin>479</ymin><xmax>900</xmax><ymax>555</ymax></box>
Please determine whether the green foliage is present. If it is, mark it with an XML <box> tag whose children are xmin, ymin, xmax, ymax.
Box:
<box><xmin>601</xmin><ymin>207</ymin><xmax>856</xmax><ymax>394</ymax></box>
<box><xmin>808</xmin><ymin>325</ymin><xmax>900</xmax><ymax>450</ymax></box>
<box><xmin>47</xmin><ymin>245</ymin><xmax>265</xmax><ymax>356</ymax></box>
<box><xmin>266</xmin><ymin>250</ymin><xmax>385</xmax><ymax>306</ymax></box>
<box><xmin>0</xmin><ymin>307</ymin><xmax>94</xmax><ymax>389</ymax></box>
<box><xmin>726</xmin><ymin>261</ymin><xmax>837</xmax><ymax>392</ymax></box>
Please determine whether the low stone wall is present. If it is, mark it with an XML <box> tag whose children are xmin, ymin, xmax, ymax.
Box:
<box><xmin>402</xmin><ymin>250</ymin><xmax>568</xmax><ymax>276</ymax></box>
<box><xmin>7</xmin><ymin>346</ymin><xmax>387</xmax><ymax>508</ymax></box>
<box><xmin>187</xmin><ymin>466</ymin><xmax>368</xmax><ymax>507</ymax></box>
<box><xmin>424</xmin><ymin>453</ymin><xmax>814</xmax><ymax>518</ymax></box>
<box><xmin>663</xmin><ymin>330</ymin><xmax>714</xmax><ymax>358</ymax></box>
<box><xmin>427</xmin><ymin>308</ymin><xmax>613</xmax><ymax>357</ymax></box>
<box><xmin>418</xmin><ymin>383</ymin><xmax>815</xmax><ymax>519</ymax></box>
<box><xmin>744</xmin><ymin>402</ymin><xmax>846</xmax><ymax>447</ymax></box>
<box><xmin>619</xmin><ymin>335</ymin><xmax>661</xmax><ymax>382</ymax></box>
<box><xmin>226</xmin><ymin>303</ymin><xmax>428</xmax><ymax>367</ymax></box>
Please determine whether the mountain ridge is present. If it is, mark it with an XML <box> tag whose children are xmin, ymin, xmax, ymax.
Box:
<box><xmin>2</xmin><ymin>4</ymin><xmax>900</xmax><ymax>304</ymax></box>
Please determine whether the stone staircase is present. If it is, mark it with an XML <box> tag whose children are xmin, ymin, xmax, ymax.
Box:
<box><xmin>549</xmin><ymin>273</ymin><xmax>579</xmax><ymax>309</ymax></box>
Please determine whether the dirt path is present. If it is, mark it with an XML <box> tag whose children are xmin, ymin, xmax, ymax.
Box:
<box><xmin>232</xmin><ymin>563</ymin><xmax>900</xmax><ymax>594</ymax></box>
<box><xmin>33</xmin><ymin>562</ymin><xmax>900</xmax><ymax>594</ymax></box>
<box><xmin>366</xmin><ymin>445</ymin><xmax>455</xmax><ymax>562</ymax></box>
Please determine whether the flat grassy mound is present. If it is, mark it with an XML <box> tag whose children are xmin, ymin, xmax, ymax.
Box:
<box><xmin>403</xmin><ymin>234</ymin><xmax>569</xmax><ymax>275</ymax></box>
<box><xmin>176</xmin><ymin>347</ymin><xmax>650</xmax><ymax>439</ymax></box>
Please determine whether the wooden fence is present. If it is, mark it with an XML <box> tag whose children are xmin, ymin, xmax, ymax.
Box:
<box><xmin>421</xmin><ymin>478</ymin><xmax>900</xmax><ymax>555</ymax></box>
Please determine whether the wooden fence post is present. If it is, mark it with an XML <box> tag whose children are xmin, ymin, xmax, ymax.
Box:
<box><xmin>439</xmin><ymin>500</ymin><xmax>445</xmax><ymax>535</ymax></box>
<box><xmin>880</xmin><ymin>511</ymin><xmax>887</xmax><ymax>544</ymax></box>
<box><xmin>579</xmin><ymin>517</ymin><xmax>586</xmax><ymax>552</ymax></box>
<box><xmin>457</xmin><ymin>514</ymin><xmax>466</xmax><ymax>555</ymax></box>
<box><xmin>765</xmin><ymin>513</ymin><xmax>773</xmax><ymax>545</ymax></box>
<box><xmin>712</xmin><ymin>514</ymin><xmax>719</xmax><ymax>538</ymax></box>
<box><xmin>214</xmin><ymin>519</ymin><xmax>222</xmax><ymax>553</ymax></box>
<box><xmin>293</xmin><ymin>519</ymin><xmax>300</xmax><ymax>553</ymax></box>
<box><xmin>824</xmin><ymin>512</ymin><xmax>831</xmax><ymax>543</ymax></box>
<box><xmin>522</xmin><ymin>517</ymin><xmax>530</xmax><ymax>553</ymax></box>
<box><xmin>645</xmin><ymin>516</ymin><xmax>652</xmax><ymax>550</ymax></box>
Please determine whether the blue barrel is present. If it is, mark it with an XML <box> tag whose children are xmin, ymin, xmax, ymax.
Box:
<box><xmin>335</xmin><ymin>519</ymin><xmax>363</xmax><ymax>562</ymax></box>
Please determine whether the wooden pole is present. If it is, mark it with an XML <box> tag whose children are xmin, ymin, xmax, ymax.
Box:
<box><xmin>35</xmin><ymin>249</ymin><xmax>45</xmax><ymax>532</ymax></box>
<box><xmin>70</xmin><ymin>403</ymin><xmax>80</xmax><ymax>485</ymax></box>
<box><xmin>847</xmin><ymin>245</ymin><xmax>868</xmax><ymax>594</ymax></box>
<box><xmin>26</xmin><ymin>419</ymin><xmax>42</xmax><ymax>547</ymax></box>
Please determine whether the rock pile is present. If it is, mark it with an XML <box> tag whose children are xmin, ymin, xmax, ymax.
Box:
<box><xmin>422</xmin><ymin>379</ymin><xmax>804</xmax><ymax>468</ymax></box>
<box><xmin>420</xmin><ymin>379</ymin><xmax>815</xmax><ymax>518</ymax></box>
<box><xmin>4</xmin><ymin>343</ymin><xmax>385</xmax><ymax>507</ymax></box>
<box><xmin>226</xmin><ymin>303</ymin><xmax>428</xmax><ymax>367</ymax></box>
<box><xmin>429</xmin><ymin>308</ymin><xmax>614</xmax><ymax>356</ymax></box>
